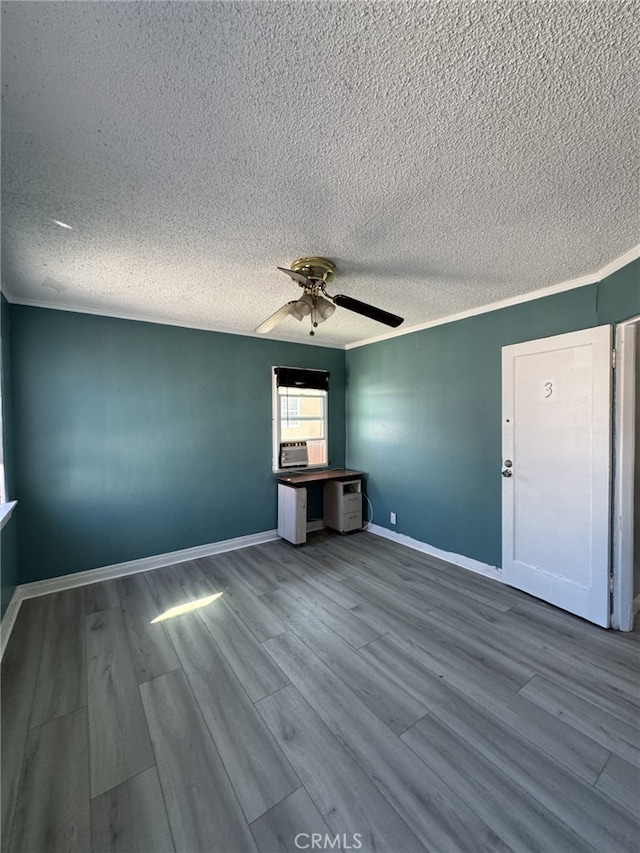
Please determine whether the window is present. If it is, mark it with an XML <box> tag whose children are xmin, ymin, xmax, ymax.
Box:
<box><xmin>0</xmin><ymin>325</ymin><xmax>5</xmax><ymax>505</ymax></box>
<box><xmin>273</xmin><ymin>367</ymin><xmax>329</xmax><ymax>470</ymax></box>
<box><xmin>0</xmin><ymin>402</ymin><xmax>5</xmax><ymax>504</ymax></box>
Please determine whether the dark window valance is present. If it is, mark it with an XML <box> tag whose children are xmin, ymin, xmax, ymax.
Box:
<box><xmin>275</xmin><ymin>367</ymin><xmax>330</xmax><ymax>392</ymax></box>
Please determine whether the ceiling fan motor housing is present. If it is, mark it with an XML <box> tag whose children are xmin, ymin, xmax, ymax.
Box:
<box><xmin>290</xmin><ymin>256</ymin><xmax>336</xmax><ymax>285</ymax></box>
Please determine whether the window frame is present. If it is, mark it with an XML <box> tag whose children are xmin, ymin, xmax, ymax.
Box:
<box><xmin>272</xmin><ymin>367</ymin><xmax>329</xmax><ymax>472</ymax></box>
<box><xmin>0</xmin><ymin>305</ymin><xmax>15</xmax><ymax>527</ymax></box>
<box><xmin>0</xmin><ymin>320</ymin><xmax>6</xmax><ymax>505</ymax></box>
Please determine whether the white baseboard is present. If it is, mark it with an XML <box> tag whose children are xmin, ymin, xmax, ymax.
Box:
<box><xmin>0</xmin><ymin>529</ymin><xmax>279</xmax><ymax>661</ymax></box>
<box><xmin>368</xmin><ymin>524</ymin><xmax>502</xmax><ymax>582</ymax></box>
<box><xmin>0</xmin><ymin>589</ymin><xmax>22</xmax><ymax>660</ymax></box>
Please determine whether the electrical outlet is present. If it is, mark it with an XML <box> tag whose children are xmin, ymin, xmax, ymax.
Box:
<box><xmin>390</xmin><ymin>512</ymin><xmax>397</xmax><ymax>525</ymax></box>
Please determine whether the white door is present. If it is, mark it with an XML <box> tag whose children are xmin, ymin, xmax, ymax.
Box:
<box><xmin>502</xmin><ymin>325</ymin><xmax>612</xmax><ymax>627</ymax></box>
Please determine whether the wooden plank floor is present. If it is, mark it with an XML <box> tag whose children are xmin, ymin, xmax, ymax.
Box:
<box><xmin>2</xmin><ymin>531</ymin><xmax>639</xmax><ymax>853</ymax></box>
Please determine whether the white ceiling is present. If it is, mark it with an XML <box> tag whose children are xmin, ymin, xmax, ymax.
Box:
<box><xmin>1</xmin><ymin>1</ymin><xmax>639</xmax><ymax>348</ymax></box>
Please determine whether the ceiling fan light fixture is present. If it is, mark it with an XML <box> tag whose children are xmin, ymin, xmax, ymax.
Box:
<box><xmin>291</xmin><ymin>293</ymin><xmax>313</xmax><ymax>319</ymax></box>
<box><xmin>316</xmin><ymin>297</ymin><xmax>336</xmax><ymax>321</ymax></box>
<box><xmin>287</xmin><ymin>303</ymin><xmax>304</xmax><ymax>322</ymax></box>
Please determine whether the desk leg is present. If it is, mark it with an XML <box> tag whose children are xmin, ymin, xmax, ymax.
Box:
<box><xmin>277</xmin><ymin>485</ymin><xmax>307</xmax><ymax>545</ymax></box>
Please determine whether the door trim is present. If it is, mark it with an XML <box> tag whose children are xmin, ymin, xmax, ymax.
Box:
<box><xmin>611</xmin><ymin>315</ymin><xmax>639</xmax><ymax>631</ymax></box>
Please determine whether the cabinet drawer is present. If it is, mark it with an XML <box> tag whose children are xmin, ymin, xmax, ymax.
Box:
<box><xmin>342</xmin><ymin>511</ymin><xmax>362</xmax><ymax>532</ymax></box>
<box><xmin>342</xmin><ymin>493</ymin><xmax>361</xmax><ymax>512</ymax></box>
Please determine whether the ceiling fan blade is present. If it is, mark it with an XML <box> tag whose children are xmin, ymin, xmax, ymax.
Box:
<box><xmin>254</xmin><ymin>301</ymin><xmax>298</xmax><ymax>334</ymax></box>
<box><xmin>332</xmin><ymin>294</ymin><xmax>404</xmax><ymax>328</ymax></box>
<box><xmin>277</xmin><ymin>267</ymin><xmax>313</xmax><ymax>287</ymax></box>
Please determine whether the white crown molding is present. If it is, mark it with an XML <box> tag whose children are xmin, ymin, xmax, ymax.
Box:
<box><xmin>345</xmin><ymin>244</ymin><xmax>640</xmax><ymax>350</ymax></box>
<box><xmin>0</xmin><ymin>290</ymin><xmax>344</xmax><ymax>350</ymax></box>
<box><xmin>0</xmin><ymin>528</ymin><xmax>279</xmax><ymax>659</ymax></box>
<box><xmin>596</xmin><ymin>245</ymin><xmax>640</xmax><ymax>281</ymax></box>
<box><xmin>3</xmin><ymin>244</ymin><xmax>639</xmax><ymax>351</ymax></box>
<box><xmin>368</xmin><ymin>523</ymin><xmax>501</xmax><ymax>582</ymax></box>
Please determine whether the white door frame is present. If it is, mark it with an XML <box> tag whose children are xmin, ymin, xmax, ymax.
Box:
<box><xmin>611</xmin><ymin>315</ymin><xmax>639</xmax><ymax>631</ymax></box>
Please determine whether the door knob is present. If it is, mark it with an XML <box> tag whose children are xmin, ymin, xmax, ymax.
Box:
<box><xmin>501</xmin><ymin>469</ymin><xmax>512</xmax><ymax>477</ymax></box>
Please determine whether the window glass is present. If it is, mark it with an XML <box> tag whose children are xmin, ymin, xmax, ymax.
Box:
<box><xmin>274</xmin><ymin>382</ymin><xmax>328</xmax><ymax>468</ymax></box>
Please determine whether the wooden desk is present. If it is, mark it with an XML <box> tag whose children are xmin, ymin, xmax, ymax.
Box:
<box><xmin>275</xmin><ymin>469</ymin><xmax>363</xmax><ymax>544</ymax></box>
<box><xmin>275</xmin><ymin>468</ymin><xmax>363</xmax><ymax>487</ymax></box>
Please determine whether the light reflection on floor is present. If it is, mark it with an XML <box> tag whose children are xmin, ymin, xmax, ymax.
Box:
<box><xmin>150</xmin><ymin>593</ymin><xmax>223</xmax><ymax>624</ymax></box>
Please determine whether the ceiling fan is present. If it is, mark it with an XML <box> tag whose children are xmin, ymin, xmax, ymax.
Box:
<box><xmin>254</xmin><ymin>257</ymin><xmax>404</xmax><ymax>336</ymax></box>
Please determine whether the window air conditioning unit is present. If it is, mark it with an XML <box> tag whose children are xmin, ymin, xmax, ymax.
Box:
<box><xmin>280</xmin><ymin>441</ymin><xmax>308</xmax><ymax>468</ymax></box>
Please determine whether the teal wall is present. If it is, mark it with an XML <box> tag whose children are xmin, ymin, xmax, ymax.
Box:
<box><xmin>10</xmin><ymin>307</ymin><xmax>346</xmax><ymax>584</ymax></box>
<box><xmin>346</xmin><ymin>260</ymin><xmax>640</xmax><ymax>568</ymax></box>
<box><xmin>1</xmin><ymin>295</ymin><xmax>18</xmax><ymax>615</ymax></box>
<box><xmin>5</xmin><ymin>258</ymin><xmax>638</xmax><ymax>588</ymax></box>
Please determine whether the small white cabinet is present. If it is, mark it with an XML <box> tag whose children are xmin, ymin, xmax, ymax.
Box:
<box><xmin>278</xmin><ymin>484</ymin><xmax>307</xmax><ymax>545</ymax></box>
<box><xmin>323</xmin><ymin>479</ymin><xmax>362</xmax><ymax>533</ymax></box>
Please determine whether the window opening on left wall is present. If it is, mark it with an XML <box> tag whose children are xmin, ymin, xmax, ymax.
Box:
<box><xmin>273</xmin><ymin>367</ymin><xmax>329</xmax><ymax>471</ymax></box>
<box><xmin>0</xmin><ymin>323</ymin><xmax>6</xmax><ymax>504</ymax></box>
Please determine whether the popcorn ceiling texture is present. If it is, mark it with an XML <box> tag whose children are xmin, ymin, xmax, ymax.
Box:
<box><xmin>1</xmin><ymin>1</ymin><xmax>638</xmax><ymax>346</ymax></box>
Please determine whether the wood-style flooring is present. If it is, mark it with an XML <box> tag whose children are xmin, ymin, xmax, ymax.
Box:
<box><xmin>2</xmin><ymin>531</ymin><xmax>639</xmax><ymax>853</ymax></box>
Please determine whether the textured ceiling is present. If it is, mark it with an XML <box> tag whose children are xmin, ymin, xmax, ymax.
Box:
<box><xmin>1</xmin><ymin>1</ymin><xmax>639</xmax><ymax>348</ymax></box>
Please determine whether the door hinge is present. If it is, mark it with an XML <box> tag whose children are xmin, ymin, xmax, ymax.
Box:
<box><xmin>609</xmin><ymin>574</ymin><xmax>615</xmax><ymax>613</ymax></box>
<box><xmin>612</xmin><ymin>348</ymin><xmax>616</xmax><ymax>368</ymax></box>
